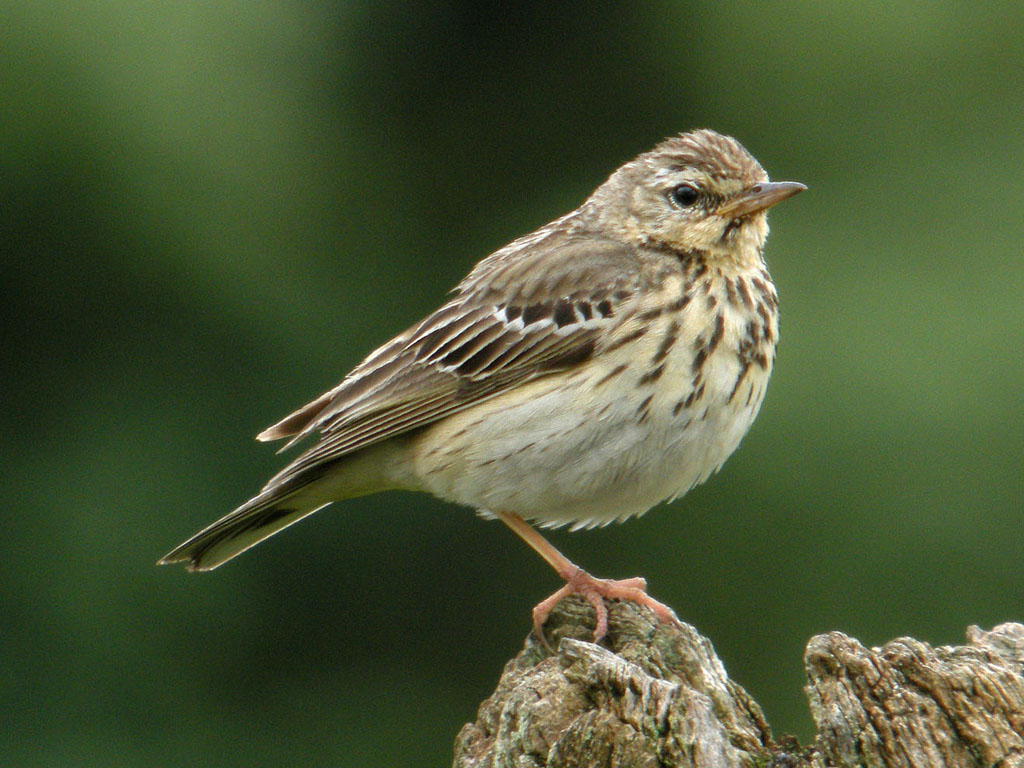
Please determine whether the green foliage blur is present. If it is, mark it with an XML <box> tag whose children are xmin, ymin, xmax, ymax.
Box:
<box><xmin>4</xmin><ymin>2</ymin><xmax>1023</xmax><ymax>765</ymax></box>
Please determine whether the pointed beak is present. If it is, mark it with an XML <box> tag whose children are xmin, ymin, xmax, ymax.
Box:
<box><xmin>718</xmin><ymin>180</ymin><xmax>807</xmax><ymax>218</ymax></box>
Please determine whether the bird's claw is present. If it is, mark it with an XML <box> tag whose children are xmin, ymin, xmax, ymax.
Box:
<box><xmin>531</xmin><ymin>569</ymin><xmax>677</xmax><ymax>649</ymax></box>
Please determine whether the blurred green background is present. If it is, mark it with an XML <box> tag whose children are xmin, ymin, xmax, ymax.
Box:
<box><xmin>4</xmin><ymin>1</ymin><xmax>1023</xmax><ymax>765</ymax></box>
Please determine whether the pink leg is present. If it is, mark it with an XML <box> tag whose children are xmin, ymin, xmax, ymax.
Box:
<box><xmin>494</xmin><ymin>511</ymin><xmax>678</xmax><ymax>645</ymax></box>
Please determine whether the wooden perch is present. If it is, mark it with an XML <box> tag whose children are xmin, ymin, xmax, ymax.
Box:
<box><xmin>453</xmin><ymin>598</ymin><xmax>1024</xmax><ymax>768</ymax></box>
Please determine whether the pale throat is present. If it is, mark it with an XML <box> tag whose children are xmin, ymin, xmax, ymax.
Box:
<box><xmin>706</xmin><ymin>216</ymin><xmax>769</xmax><ymax>273</ymax></box>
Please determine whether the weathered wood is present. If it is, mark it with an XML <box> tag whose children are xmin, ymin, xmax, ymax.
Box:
<box><xmin>806</xmin><ymin>623</ymin><xmax>1024</xmax><ymax>768</ymax></box>
<box><xmin>453</xmin><ymin>597</ymin><xmax>1024</xmax><ymax>768</ymax></box>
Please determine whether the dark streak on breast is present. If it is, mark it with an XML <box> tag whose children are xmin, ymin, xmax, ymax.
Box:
<box><xmin>690</xmin><ymin>312</ymin><xmax>723</xmax><ymax>375</ymax></box>
<box><xmin>653</xmin><ymin>320</ymin><xmax>680</xmax><ymax>364</ymax></box>
<box><xmin>727</xmin><ymin>361</ymin><xmax>750</xmax><ymax>403</ymax></box>
<box><xmin>736</xmin><ymin>277</ymin><xmax>754</xmax><ymax>310</ymax></box>
<box><xmin>707</xmin><ymin>313</ymin><xmax>725</xmax><ymax>355</ymax></box>
<box><xmin>595</xmin><ymin>362</ymin><xmax>628</xmax><ymax>387</ymax></box>
<box><xmin>691</xmin><ymin>346</ymin><xmax>708</xmax><ymax>374</ymax></box>
<box><xmin>746</xmin><ymin>321</ymin><xmax>761</xmax><ymax>345</ymax></box>
<box><xmin>606</xmin><ymin>326</ymin><xmax>648</xmax><ymax>352</ymax></box>
<box><xmin>638</xmin><ymin>364</ymin><xmax>664</xmax><ymax>385</ymax></box>
<box><xmin>724</xmin><ymin>278</ymin><xmax>739</xmax><ymax>307</ymax></box>
<box><xmin>752</xmin><ymin>276</ymin><xmax>778</xmax><ymax>310</ymax></box>
<box><xmin>635</xmin><ymin>393</ymin><xmax>654</xmax><ymax>423</ymax></box>
<box><xmin>681</xmin><ymin>388</ymin><xmax>698</xmax><ymax>410</ymax></box>
<box><xmin>671</xmin><ymin>292</ymin><xmax>693</xmax><ymax>312</ymax></box>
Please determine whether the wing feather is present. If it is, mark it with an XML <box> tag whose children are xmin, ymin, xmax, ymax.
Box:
<box><xmin>257</xmin><ymin>231</ymin><xmax>648</xmax><ymax>491</ymax></box>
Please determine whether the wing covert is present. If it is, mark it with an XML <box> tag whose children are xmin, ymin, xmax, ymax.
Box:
<box><xmin>258</xmin><ymin>232</ymin><xmax>646</xmax><ymax>489</ymax></box>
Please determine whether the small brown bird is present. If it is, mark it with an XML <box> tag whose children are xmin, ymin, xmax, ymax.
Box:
<box><xmin>160</xmin><ymin>129</ymin><xmax>804</xmax><ymax>641</ymax></box>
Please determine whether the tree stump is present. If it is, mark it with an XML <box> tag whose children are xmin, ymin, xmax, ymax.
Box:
<box><xmin>453</xmin><ymin>598</ymin><xmax>1024</xmax><ymax>767</ymax></box>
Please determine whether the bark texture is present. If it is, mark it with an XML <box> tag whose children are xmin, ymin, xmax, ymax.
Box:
<box><xmin>453</xmin><ymin>598</ymin><xmax>1024</xmax><ymax>768</ymax></box>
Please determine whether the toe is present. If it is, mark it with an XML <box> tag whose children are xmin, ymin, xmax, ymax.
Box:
<box><xmin>580</xmin><ymin>590</ymin><xmax>610</xmax><ymax>641</ymax></box>
<box><xmin>529</xmin><ymin>569</ymin><xmax>676</xmax><ymax>646</ymax></box>
<box><xmin>611</xmin><ymin>576</ymin><xmax>648</xmax><ymax>590</ymax></box>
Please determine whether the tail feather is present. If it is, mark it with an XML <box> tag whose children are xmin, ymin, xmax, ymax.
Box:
<box><xmin>158</xmin><ymin>489</ymin><xmax>330</xmax><ymax>572</ymax></box>
<box><xmin>161</xmin><ymin>436</ymin><xmax>409</xmax><ymax>572</ymax></box>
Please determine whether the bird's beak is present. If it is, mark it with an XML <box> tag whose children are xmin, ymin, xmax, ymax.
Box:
<box><xmin>718</xmin><ymin>181</ymin><xmax>807</xmax><ymax>218</ymax></box>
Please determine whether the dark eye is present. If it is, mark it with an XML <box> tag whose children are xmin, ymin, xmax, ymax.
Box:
<box><xmin>670</xmin><ymin>183</ymin><xmax>700</xmax><ymax>207</ymax></box>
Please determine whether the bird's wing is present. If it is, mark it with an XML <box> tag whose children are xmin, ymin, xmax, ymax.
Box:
<box><xmin>257</xmin><ymin>230</ymin><xmax>645</xmax><ymax>490</ymax></box>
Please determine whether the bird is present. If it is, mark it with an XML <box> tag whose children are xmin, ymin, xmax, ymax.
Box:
<box><xmin>159</xmin><ymin>129</ymin><xmax>805</xmax><ymax>643</ymax></box>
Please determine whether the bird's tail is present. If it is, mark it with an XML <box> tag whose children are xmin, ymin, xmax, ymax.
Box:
<box><xmin>160</xmin><ymin>434</ymin><xmax>413</xmax><ymax>571</ymax></box>
<box><xmin>158</xmin><ymin>482</ymin><xmax>331</xmax><ymax>572</ymax></box>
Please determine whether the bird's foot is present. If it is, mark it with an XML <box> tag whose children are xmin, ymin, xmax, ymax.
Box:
<box><xmin>532</xmin><ymin>567</ymin><xmax>678</xmax><ymax>648</ymax></box>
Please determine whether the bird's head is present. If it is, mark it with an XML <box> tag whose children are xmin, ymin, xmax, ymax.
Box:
<box><xmin>590</xmin><ymin>129</ymin><xmax>805</xmax><ymax>269</ymax></box>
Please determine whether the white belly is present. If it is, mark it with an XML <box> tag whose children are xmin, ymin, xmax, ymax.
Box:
<box><xmin>409</xmin><ymin>304</ymin><xmax>774</xmax><ymax>528</ymax></box>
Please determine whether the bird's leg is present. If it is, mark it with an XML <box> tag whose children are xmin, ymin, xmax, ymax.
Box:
<box><xmin>493</xmin><ymin>511</ymin><xmax>678</xmax><ymax>646</ymax></box>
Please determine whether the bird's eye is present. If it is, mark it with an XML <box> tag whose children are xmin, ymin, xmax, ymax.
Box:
<box><xmin>670</xmin><ymin>183</ymin><xmax>700</xmax><ymax>208</ymax></box>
